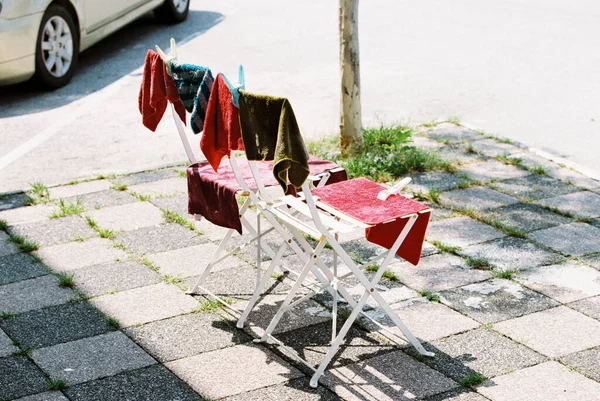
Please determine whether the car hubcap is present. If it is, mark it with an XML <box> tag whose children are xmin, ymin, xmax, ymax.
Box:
<box><xmin>172</xmin><ymin>0</ymin><xmax>189</xmax><ymax>13</ymax></box>
<box><xmin>41</xmin><ymin>16</ymin><xmax>73</xmax><ymax>78</ymax></box>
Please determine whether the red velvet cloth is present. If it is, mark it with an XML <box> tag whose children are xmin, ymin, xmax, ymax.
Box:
<box><xmin>200</xmin><ymin>73</ymin><xmax>244</xmax><ymax>171</ymax></box>
<box><xmin>138</xmin><ymin>50</ymin><xmax>186</xmax><ymax>132</ymax></box>
<box><xmin>187</xmin><ymin>156</ymin><xmax>347</xmax><ymax>234</ymax></box>
<box><xmin>311</xmin><ymin>177</ymin><xmax>430</xmax><ymax>265</ymax></box>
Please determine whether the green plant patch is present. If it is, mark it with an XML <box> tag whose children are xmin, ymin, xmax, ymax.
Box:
<box><xmin>50</xmin><ymin>199</ymin><xmax>85</xmax><ymax>219</ymax></box>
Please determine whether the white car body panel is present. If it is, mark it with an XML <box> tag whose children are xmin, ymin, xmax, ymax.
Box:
<box><xmin>0</xmin><ymin>0</ymin><xmax>164</xmax><ymax>85</ymax></box>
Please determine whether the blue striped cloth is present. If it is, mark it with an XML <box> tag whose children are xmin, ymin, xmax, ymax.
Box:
<box><xmin>170</xmin><ymin>62</ymin><xmax>214</xmax><ymax>134</ymax></box>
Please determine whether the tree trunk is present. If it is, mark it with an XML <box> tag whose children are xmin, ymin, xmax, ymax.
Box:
<box><xmin>339</xmin><ymin>0</ymin><xmax>363</xmax><ymax>156</ymax></box>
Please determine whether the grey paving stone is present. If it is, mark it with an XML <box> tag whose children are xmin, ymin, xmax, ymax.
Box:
<box><xmin>427</xmin><ymin>124</ymin><xmax>482</xmax><ymax>143</ymax></box>
<box><xmin>569</xmin><ymin>295</ymin><xmax>600</xmax><ymax>320</ymax></box>
<box><xmin>115</xmin><ymin>223</ymin><xmax>206</xmax><ymax>255</ymax></box>
<box><xmin>0</xmin><ymin>192</ymin><xmax>33</xmax><ymax>211</ymax></box>
<box><xmin>119</xmin><ymin>169</ymin><xmax>179</xmax><ymax>186</ymax></box>
<box><xmin>9</xmin><ymin>215</ymin><xmax>97</xmax><ymax>247</ymax></box>
<box><xmin>0</xmin><ymin>275</ymin><xmax>78</xmax><ymax>314</ymax></box>
<box><xmin>426</xmin><ymin>204</ymin><xmax>455</xmax><ymax>221</ymax></box>
<box><xmin>0</xmin><ymin>301</ymin><xmax>112</xmax><ymax>349</ymax></box>
<box><xmin>90</xmin><ymin>283</ymin><xmax>197</xmax><ymax>327</ymax></box>
<box><xmin>14</xmin><ymin>391</ymin><xmax>70</xmax><ymax>401</ymax></box>
<box><xmin>437</xmin><ymin>146</ymin><xmax>486</xmax><ymax>165</ymax></box>
<box><xmin>549</xmin><ymin>167</ymin><xmax>600</xmax><ymax>191</ymax></box>
<box><xmin>125</xmin><ymin>312</ymin><xmax>251</xmax><ymax>363</ymax></box>
<box><xmin>583</xmin><ymin>253</ymin><xmax>600</xmax><ymax>270</ymax></box>
<box><xmin>274</xmin><ymin>321</ymin><xmax>397</xmax><ymax>370</ymax></box>
<box><xmin>528</xmin><ymin>223</ymin><xmax>600</xmax><ymax>256</ymax></box>
<box><xmin>222</xmin><ymin>377</ymin><xmax>342</xmax><ymax>401</ymax></box>
<box><xmin>165</xmin><ymin>343</ymin><xmax>303</xmax><ymax>400</ymax></box>
<box><xmin>0</xmin><ymin>204</ymin><xmax>54</xmax><ymax>225</ymax></box>
<box><xmin>85</xmin><ymin>202</ymin><xmax>164</xmax><ymax>232</ymax></box>
<box><xmin>65</xmin><ymin>364</ymin><xmax>202</xmax><ymax>401</ymax></box>
<box><xmin>516</xmin><ymin>263</ymin><xmax>600</xmax><ymax>303</ymax></box>
<box><xmin>425</xmin><ymin>389</ymin><xmax>489</xmax><ymax>401</ymax></box>
<box><xmin>458</xmin><ymin>237</ymin><xmax>559</xmax><ymax>271</ymax></box>
<box><xmin>478</xmin><ymin>361</ymin><xmax>600</xmax><ymax>401</ymax></box>
<box><xmin>490</xmin><ymin>174</ymin><xmax>580</xmax><ymax>201</ymax></box>
<box><xmin>425</xmin><ymin>216</ymin><xmax>505</xmax><ymax>248</ymax></box>
<box><xmin>323</xmin><ymin>350</ymin><xmax>458</xmax><ymax>401</ymax></box>
<box><xmin>469</xmin><ymin>139</ymin><xmax>522</xmax><ymax>158</ymax></box>
<box><xmin>560</xmin><ymin>346</ymin><xmax>600</xmax><ymax>382</ymax></box>
<box><xmin>0</xmin><ymin>356</ymin><xmax>49</xmax><ymax>400</ymax></box>
<box><xmin>186</xmin><ymin>265</ymin><xmax>290</xmax><ymax>299</ymax></box>
<box><xmin>0</xmin><ymin>253</ymin><xmax>48</xmax><ymax>285</ymax></box>
<box><xmin>71</xmin><ymin>260</ymin><xmax>161</xmax><ymax>298</ymax></box>
<box><xmin>458</xmin><ymin>160</ymin><xmax>530</xmax><ymax>182</ymax></box>
<box><xmin>0</xmin><ymin>328</ymin><xmax>18</xmax><ymax>357</ymax></box>
<box><xmin>539</xmin><ymin>191</ymin><xmax>600</xmax><ymax>218</ymax></box>
<box><xmin>49</xmin><ymin>180</ymin><xmax>111</xmax><ymax>200</ymax></box>
<box><xmin>413</xmin><ymin>136</ymin><xmax>443</xmax><ymax>150</ymax></box>
<box><xmin>440</xmin><ymin>188</ymin><xmax>519</xmax><ymax>212</ymax></box>
<box><xmin>34</xmin><ymin>238</ymin><xmax>128</xmax><ymax>272</ymax></box>
<box><xmin>193</xmin><ymin>215</ymin><xmax>230</xmax><ymax>241</ymax></box>
<box><xmin>345</xmin><ymin>277</ymin><xmax>420</xmax><ymax>310</ymax></box>
<box><xmin>389</xmin><ymin>253</ymin><xmax>491</xmax><ymax>292</ymax></box>
<box><xmin>486</xmin><ymin>202</ymin><xmax>573</xmax><ymax>232</ymax></box>
<box><xmin>147</xmin><ymin>243</ymin><xmax>245</xmax><ymax>278</ymax></box>
<box><xmin>65</xmin><ymin>189</ymin><xmax>137</xmax><ymax>210</ymax></box>
<box><xmin>0</xmin><ymin>231</ymin><xmax>19</xmax><ymax>257</ymax></box>
<box><xmin>234</xmin><ymin>294</ymin><xmax>332</xmax><ymax>335</ymax></box>
<box><xmin>415</xmin><ymin>328</ymin><xmax>545</xmax><ymax>381</ymax></box>
<box><xmin>408</xmin><ymin>171</ymin><xmax>461</xmax><ymax>193</ymax></box>
<box><xmin>128</xmin><ymin>177</ymin><xmax>187</xmax><ymax>198</ymax></box>
<box><xmin>494</xmin><ymin>306</ymin><xmax>600</xmax><ymax>357</ymax></box>
<box><xmin>365</xmin><ymin>297</ymin><xmax>479</xmax><ymax>342</ymax></box>
<box><xmin>31</xmin><ymin>331</ymin><xmax>156</xmax><ymax>385</ymax></box>
<box><xmin>440</xmin><ymin>279</ymin><xmax>558</xmax><ymax>324</ymax></box>
<box><xmin>150</xmin><ymin>194</ymin><xmax>189</xmax><ymax>217</ymax></box>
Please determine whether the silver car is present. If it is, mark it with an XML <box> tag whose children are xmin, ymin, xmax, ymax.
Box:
<box><xmin>0</xmin><ymin>0</ymin><xmax>189</xmax><ymax>88</ymax></box>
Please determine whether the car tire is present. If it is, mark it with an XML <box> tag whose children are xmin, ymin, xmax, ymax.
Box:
<box><xmin>34</xmin><ymin>4</ymin><xmax>78</xmax><ymax>89</ymax></box>
<box><xmin>154</xmin><ymin>0</ymin><xmax>190</xmax><ymax>24</ymax></box>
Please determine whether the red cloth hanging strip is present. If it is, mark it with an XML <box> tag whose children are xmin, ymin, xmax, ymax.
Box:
<box><xmin>311</xmin><ymin>177</ymin><xmax>430</xmax><ymax>265</ymax></box>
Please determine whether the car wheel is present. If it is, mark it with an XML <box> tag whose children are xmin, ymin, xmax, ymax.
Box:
<box><xmin>34</xmin><ymin>5</ymin><xmax>78</xmax><ymax>89</ymax></box>
<box><xmin>154</xmin><ymin>0</ymin><xmax>190</xmax><ymax>24</ymax></box>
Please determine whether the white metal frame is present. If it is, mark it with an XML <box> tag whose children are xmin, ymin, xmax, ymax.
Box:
<box><xmin>240</xmin><ymin>165</ymin><xmax>434</xmax><ymax>387</ymax></box>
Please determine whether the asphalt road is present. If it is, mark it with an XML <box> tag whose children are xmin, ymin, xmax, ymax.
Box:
<box><xmin>1</xmin><ymin>0</ymin><xmax>599</xmax><ymax>193</ymax></box>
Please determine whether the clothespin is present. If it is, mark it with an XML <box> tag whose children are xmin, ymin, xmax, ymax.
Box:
<box><xmin>377</xmin><ymin>177</ymin><xmax>411</xmax><ymax>201</ymax></box>
<box><xmin>222</xmin><ymin>64</ymin><xmax>245</xmax><ymax>107</ymax></box>
<box><xmin>155</xmin><ymin>38</ymin><xmax>178</xmax><ymax>75</ymax></box>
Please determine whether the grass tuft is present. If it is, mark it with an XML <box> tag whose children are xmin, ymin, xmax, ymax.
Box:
<box><xmin>412</xmin><ymin>188</ymin><xmax>441</xmax><ymax>204</ymax></box>
<box><xmin>193</xmin><ymin>299</ymin><xmax>221</xmax><ymax>313</ymax></box>
<box><xmin>111</xmin><ymin>182</ymin><xmax>128</xmax><ymax>191</ymax></box>
<box><xmin>496</xmin><ymin>154</ymin><xmax>523</xmax><ymax>166</ymax></box>
<box><xmin>49</xmin><ymin>199</ymin><xmax>84</xmax><ymax>219</ymax></box>
<box><xmin>97</xmin><ymin>228</ymin><xmax>115</xmax><ymax>239</ymax></box>
<box><xmin>421</xmin><ymin>120</ymin><xmax>438</xmax><ymax>128</ymax></box>
<box><xmin>12</xmin><ymin>346</ymin><xmax>31</xmax><ymax>356</ymax></box>
<box><xmin>48</xmin><ymin>379</ymin><xmax>69</xmax><ymax>391</ymax></box>
<box><xmin>430</xmin><ymin>240</ymin><xmax>461</xmax><ymax>255</ymax></box>
<box><xmin>308</xmin><ymin>126</ymin><xmax>456</xmax><ymax>183</ymax></box>
<box><xmin>1</xmin><ymin>311</ymin><xmax>15</xmax><ymax>320</ymax></box>
<box><xmin>163</xmin><ymin>274</ymin><xmax>184</xmax><ymax>285</ymax></box>
<box><xmin>447</xmin><ymin>116</ymin><xmax>461</xmax><ymax>126</ymax></box>
<box><xmin>106</xmin><ymin>316</ymin><xmax>120</xmax><ymax>329</ymax></box>
<box><xmin>417</xmin><ymin>289</ymin><xmax>440</xmax><ymax>303</ymax></box>
<box><xmin>459</xmin><ymin>372</ymin><xmax>486</xmax><ymax>387</ymax></box>
<box><xmin>26</xmin><ymin>182</ymin><xmax>51</xmax><ymax>205</ymax></box>
<box><xmin>465</xmin><ymin>256</ymin><xmax>491</xmax><ymax>270</ymax></box>
<box><xmin>131</xmin><ymin>192</ymin><xmax>151</xmax><ymax>202</ymax></box>
<box><xmin>9</xmin><ymin>235</ymin><xmax>39</xmax><ymax>252</ymax></box>
<box><xmin>381</xmin><ymin>270</ymin><xmax>400</xmax><ymax>281</ymax></box>
<box><xmin>492</xmin><ymin>269</ymin><xmax>518</xmax><ymax>280</ymax></box>
<box><xmin>0</xmin><ymin>219</ymin><xmax>8</xmax><ymax>232</ymax></box>
<box><xmin>530</xmin><ymin>166</ymin><xmax>547</xmax><ymax>175</ymax></box>
<box><xmin>162</xmin><ymin>209</ymin><xmax>195</xmax><ymax>231</ymax></box>
<box><xmin>56</xmin><ymin>272</ymin><xmax>75</xmax><ymax>288</ymax></box>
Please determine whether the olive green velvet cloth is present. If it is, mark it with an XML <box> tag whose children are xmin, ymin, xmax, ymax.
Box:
<box><xmin>238</xmin><ymin>90</ymin><xmax>310</xmax><ymax>192</ymax></box>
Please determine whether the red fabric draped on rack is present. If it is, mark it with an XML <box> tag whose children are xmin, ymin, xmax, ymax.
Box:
<box><xmin>138</xmin><ymin>49</ymin><xmax>186</xmax><ymax>132</ymax></box>
<box><xmin>312</xmin><ymin>177</ymin><xmax>430</xmax><ymax>265</ymax></box>
<box><xmin>187</xmin><ymin>156</ymin><xmax>347</xmax><ymax>234</ymax></box>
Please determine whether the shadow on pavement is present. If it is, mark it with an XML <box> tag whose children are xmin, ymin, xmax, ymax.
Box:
<box><xmin>0</xmin><ymin>10</ymin><xmax>224</xmax><ymax>118</ymax></box>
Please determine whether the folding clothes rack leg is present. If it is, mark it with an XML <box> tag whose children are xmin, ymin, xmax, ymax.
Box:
<box><xmin>255</xmin><ymin>213</ymin><xmax>434</xmax><ymax>388</ymax></box>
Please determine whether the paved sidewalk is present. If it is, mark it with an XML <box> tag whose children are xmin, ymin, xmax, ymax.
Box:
<box><xmin>1</xmin><ymin>124</ymin><xmax>599</xmax><ymax>400</ymax></box>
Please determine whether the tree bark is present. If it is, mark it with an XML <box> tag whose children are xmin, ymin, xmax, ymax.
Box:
<box><xmin>339</xmin><ymin>0</ymin><xmax>363</xmax><ymax>156</ymax></box>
